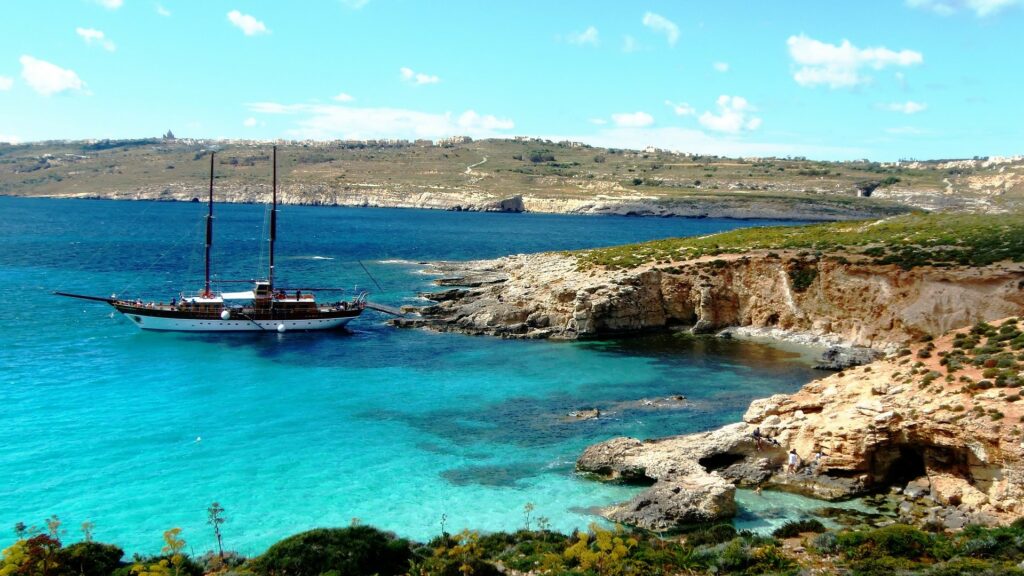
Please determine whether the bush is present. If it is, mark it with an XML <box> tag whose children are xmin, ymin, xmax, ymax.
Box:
<box><xmin>528</xmin><ymin>150</ymin><xmax>555</xmax><ymax>163</ymax></box>
<box><xmin>252</xmin><ymin>526</ymin><xmax>412</xmax><ymax>576</ymax></box>
<box><xmin>788</xmin><ymin>265</ymin><xmax>818</xmax><ymax>292</ymax></box>
<box><xmin>685</xmin><ymin>524</ymin><xmax>738</xmax><ymax>547</ymax></box>
<box><xmin>811</xmin><ymin>531</ymin><xmax>838</xmax><ymax>555</ymax></box>
<box><xmin>61</xmin><ymin>542</ymin><xmax>125</xmax><ymax>576</ymax></box>
<box><xmin>837</xmin><ymin>524</ymin><xmax>934</xmax><ymax>560</ymax></box>
<box><xmin>927</xmin><ymin>557</ymin><xmax>1024</xmax><ymax>575</ymax></box>
<box><xmin>849</xmin><ymin>554</ymin><xmax>921</xmax><ymax>575</ymax></box>
<box><xmin>773</xmin><ymin>519</ymin><xmax>826</xmax><ymax>538</ymax></box>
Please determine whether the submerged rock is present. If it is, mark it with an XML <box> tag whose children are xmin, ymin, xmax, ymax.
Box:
<box><xmin>566</xmin><ymin>409</ymin><xmax>601</xmax><ymax>421</ymax></box>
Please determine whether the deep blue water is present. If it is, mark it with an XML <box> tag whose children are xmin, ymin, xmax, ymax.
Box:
<box><xmin>0</xmin><ymin>197</ymin><xmax>821</xmax><ymax>555</ymax></box>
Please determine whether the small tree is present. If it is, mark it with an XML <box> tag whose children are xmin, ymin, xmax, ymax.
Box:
<box><xmin>207</xmin><ymin>503</ymin><xmax>226</xmax><ymax>559</ymax></box>
<box><xmin>13</xmin><ymin>522</ymin><xmax>28</xmax><ymax>540</ymax></box>
<box><xmin>522</xmin><ymin>503</ymin><xmax>535</xmax><ymax>532</ymax></box>
<box><xmin>162</xmin><ymin>528</ymin><xmax>186</xmax><ymax>576</ymax></box>
<box><xmin>81</xmin><ymin>521</ymin><xmax>95</xmax><ymax>543</ymax></box>
<box><xmin>45</xmin><ymin>516</ymin><xmax>63</xmax><ymax>541</ymax></box>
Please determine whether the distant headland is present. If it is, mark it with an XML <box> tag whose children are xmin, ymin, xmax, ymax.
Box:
<box><xmin>2</xmin><ymin>135</ymin><xmax>1021</xmax><ymax>220</ymax></box>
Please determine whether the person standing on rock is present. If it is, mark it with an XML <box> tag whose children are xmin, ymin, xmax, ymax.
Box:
<box><xmin>787</xmin><ymin>449</ymin><xmax>800</xmax><ymax>474</ymax></box>
<box><xmin>752</xmin><ymin>427</ymin><xmax>764</xmax><ymax>451</ymax></box>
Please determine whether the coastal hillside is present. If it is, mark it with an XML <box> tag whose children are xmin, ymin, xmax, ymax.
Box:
<box><xmin>405</xmin><ymin>213</ymin><xmax>1024</xmax><ymax>349</ymax></box>
<box><xmin>2</xmin><ymin>138</ymin><xmax>1022</xmax><ymax>218</ymax></box>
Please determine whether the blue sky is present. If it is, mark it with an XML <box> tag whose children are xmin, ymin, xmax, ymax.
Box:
<box><xmin>0</xmin><ymin>0</ymin><xmax>1021</xmax><ymax>160</ymax></box>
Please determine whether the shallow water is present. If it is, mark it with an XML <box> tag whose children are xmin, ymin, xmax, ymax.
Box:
<box><xmin>0</xmin><ymin>197</ymin><xmax>821</xmax><ymax>554</ymax></box>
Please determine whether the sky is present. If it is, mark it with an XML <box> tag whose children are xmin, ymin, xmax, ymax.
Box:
<box><xmin>0</xmin><ymin>0</ymin><xmax>1022</xmax><ymax>160</ymax></box>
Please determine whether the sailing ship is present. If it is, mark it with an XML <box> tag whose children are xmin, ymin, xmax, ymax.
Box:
<box><xmin>56</xmin><ymin>146</ymin><xmax>366</xmax><ymax>332</ymax></box>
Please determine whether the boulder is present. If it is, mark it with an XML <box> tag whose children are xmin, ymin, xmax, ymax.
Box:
<box><xmin>904</xmin><ymin>476</ymin><xmax>931</xmax><ymax>499</ymax></box>
<box><xmin>602</xmin><ymin>475</ymin><xmax>737</xmax><ymax>531</ymax></box>
<box><xmin>577</xmin><ymin>437</ymin><xmax>648</xmax><ymax>482</ymax></box>
<box><xmin>815</xmin><ymin>345</ymin><xmax>883</xmax><ymax>370</ymax></box>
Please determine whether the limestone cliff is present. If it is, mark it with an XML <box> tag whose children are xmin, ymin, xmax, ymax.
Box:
<box><xmin>53</xmin><ymin>184</ymin><xmax>899</xmax><ymax>220</ymax></box>
<box><xmin>406</xmin><ymin>251</ymin><xmax>1024</xmax><ymax>351</ymax></box>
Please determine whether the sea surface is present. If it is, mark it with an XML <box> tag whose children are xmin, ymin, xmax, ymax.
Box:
<box><xmin>1</xmin><ymin>197</ymin><xmax>827</xmax><ymax>555</ymax></box>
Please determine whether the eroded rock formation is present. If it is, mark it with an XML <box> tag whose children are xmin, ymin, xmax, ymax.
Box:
<box><xmin>404</xmin><ymin>251</ymin><xmax>1024</xmax><ymax>351</ymax></box>
<box><xmin>578</xmin><ymin>319</ymin><xmax>1024</xmax><ymax>531</ymax></box>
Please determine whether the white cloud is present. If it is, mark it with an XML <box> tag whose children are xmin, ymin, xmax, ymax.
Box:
<box><xmin>881</xmin><ymin>100</ymin><xmax>928</xmax><ymax>114</ymax></box>
<box><xmin>96</xmin><ymin>0</ymin><xmax>123</xmax><ymax>9</ymax></box>
<box><xmin>698</xmin><ymin>95</ymin><xmax>762</xmax><ymax>133</ymax></box>
<box><xmin>642</xmin><ymin>12</ymin><xmax>679</xmax><ymax>46</ymax></box>
<box><xmin>713</xmin><ymin>61</ymin><xmax>729</xmax><ymax>72</ymax></box>
<box><xmin>0</xmin><ymin>134</ymin><xmax>20</xmax><ymax>144</ymax></box>
<box><xmin>787</xmin><ymin>34</ymin><xmax>923</xmax><ymax>88</ymax></box>
<box><xmin>664</xmin><ymin>100</ymin><xmax>695</xmax><ymax>116</ymax></box>
<box><xmin>611</xmin><ymin>111</ymin><xmax>654</xmax><ymax>128</ymax></box>
<box><xmin>907</xmin><ymin>0</ymin><xmax>1020</xmax><ymax>16</ymax></box>
<box><xmin>341</xmin><ymin>0</ymin><xmax>370</xmax><ymax>8</ymax></box>
<box><xmin>567</xmin><ymin>26</ymin><xmax>599</xmax><ymax>46</ymax></box>
<box><xmin>457</xmin><ymin>110</ymin><xmax>514</xmax><ymax>131</ymax></box>
<box><xmin>622</xmin><ymin>35</ymin><xmax>640</xmax><ymax>53</ymax></box>
<box><xmin>76</xmin><ymin>27</ymin><xmax>116</xmax><ymax>51</ymax></box>
<box><xmin>589</xmin><ymin>118</ymin><xmax>608</xmax><ymax>125</ymax></box>
<box><xmin>400</xmin><ymin>66</ymin><xmax>440</xmax><ymax>85</ymax></box>
<box><xmin>332</xmin><ymin>92</ymin><xmax>355</xmax><ymax>102</ymax></box>
<box><xmin>155</xmin><ymin>3</ymin><xmax>171</xmax><ymax>16</ymax></box>
<box><xmin>246</xmin><ymin>102</ymin><xmax>514</xmax><ymax>140</ymax></box>
<box><xmin>227</xmin><ymin>10</ymin><xmax>269</xmax><ymax>36</ymax></box>
<box><xmin>19</xmin><ymin>55</ymin><xmax>85</xmax><ymax>96</ymax></box>
<box><xmin>0</xmin><ymin>76</ymin><xmax>12</xmax><ymax>91</ymax></box>
<box><xmin>243</xmin><ymin>117</ymin><xmax>258</xmax><ymax>127</ymax></box>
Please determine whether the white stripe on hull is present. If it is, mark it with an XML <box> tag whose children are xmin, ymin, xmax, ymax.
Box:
<box><xmin>121</xmin><ymin>313</ymin><xmax>354</xmax><ymax>332</ymax></box>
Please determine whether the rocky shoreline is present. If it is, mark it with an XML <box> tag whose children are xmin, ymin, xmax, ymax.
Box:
<box><xmin>391</xmin><ymin>245</ymin><xmax>1024</xmax><ymax>532</ymax></box>
<box><xmin>38</xmin><ymin>186</ymin><xmax>908</xmax><ymax>221</ymax></box>
<box><xmin>395</xmin><ymin>250</ymin><xmax>1024</xmax><ymax>350</ymax></box>
<box><xmin>577</xmin><ymin>318</ymin><xmax>1024</xmax><ymax>532</ymax></box>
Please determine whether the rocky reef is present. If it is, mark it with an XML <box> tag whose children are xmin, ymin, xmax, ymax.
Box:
<box><xmin>578</xmin><ymin>318</ymin><xmax>1024</xmax><ymax>531</ymax></box>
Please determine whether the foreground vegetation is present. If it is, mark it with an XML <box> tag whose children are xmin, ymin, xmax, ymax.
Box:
<box><xmin>8</xmin><ymin>512</ymin><xmax>1024</xmax><ymax>576</ymax></box>
<box><xmin>574</xmin><ymin>211</ymin><xmax>1024</xmax><ymax>269</ymax></box>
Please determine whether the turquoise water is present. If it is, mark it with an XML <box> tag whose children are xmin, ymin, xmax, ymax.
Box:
<box><xmin>0</xmin><ymin>197</ymin><xmax>820</xmax><ymax>555</ymax></box>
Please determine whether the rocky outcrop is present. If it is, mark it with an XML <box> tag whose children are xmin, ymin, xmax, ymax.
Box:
<box><xmin>577</xmin><ymin>319</ymin><xmax>1024</xmax><ymax>531</ymax></box>
<box><xmin>604</xmin><ymin>477</ymin><xmax>737</xmax><ymax>530</ymax></box>
<box><xmin>403</xmin><ymin>250</ymin><xmax>1024</xmax><ymax>351</ymax></box>
<box><xmin>577</xmin><ymin>429</ymin><xmax>745</xmax><ymax>529</ymax></box>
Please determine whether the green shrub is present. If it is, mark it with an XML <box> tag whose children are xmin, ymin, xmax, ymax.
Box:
<box><xmin>685</xmin><ymin>524</ymin><xmax>738</xmax><ymax>547</ymax></box>
<box><xmin>788</xmin><ymin>265</ymin><xmax>818</xmax><ymax>292</ymax></box>
<box><xmin>927</xmin><ymin>557</ymin><xmax>1024</xmax><ymax>575</ymax></box>
<box><xmin>60</xmin><ymin>542</ymin><xmax>125</xmax><ymax>576</ymax></box>
<box><xmin>253</xmin><ymin>526</ymin><xmax>412</xmax><ymax>576</ymax></box>
<box><xmin>811</xmin><ymin>531</ymin><xmax>838</xmax><ymax>554</ymax></box>
<box><xmin>848</xmin><ymin>554</ymin><xmax>920</xmax><ymax>576</ymax></box>
<box><xmin>773</xmin><ymin>519</ymin><xmax>826</xmax><ymax>538</ymax></box>
<box><xmin>837</xmin><ymin>524</ymin><xmax>934</xmax><ymax>560</ymax></box>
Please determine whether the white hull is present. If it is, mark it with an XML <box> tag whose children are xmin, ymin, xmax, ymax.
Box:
<box><xmin>122</xmin><ymin>312</ymin><xmax>354</xmax><ymax>332</ymax></box>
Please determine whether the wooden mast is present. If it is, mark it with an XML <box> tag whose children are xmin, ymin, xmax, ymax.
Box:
<box><xmin>269</xmin><ymin>146</ymin><xmax>277</xmax><ymax>290</ymax></box>
<box><xmin>204</xmin><ymin>151</ymin><xmax>215</xmax><ymax>297</ymax></box>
